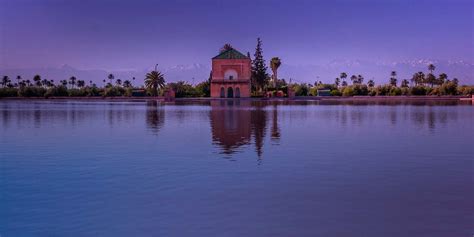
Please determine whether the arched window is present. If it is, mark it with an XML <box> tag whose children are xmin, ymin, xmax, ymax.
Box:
<box><xmin>220</xmin><ymin>87</ymin><xmax>225</xmax><ymax>98</ymax></box>
<box><xmin>235</xmin><ymin>87</ymin><xmax>240</xmax><ymax>98</ymax></box>
<box><xmin>224</xmin><ymin>69</ymin><xmax>238</xmax><ymax>80</ymax></box>
<box><xmin>227</xmin><ymin>87</ymin><xmax>234</xmax><ymax>98</ymax></box>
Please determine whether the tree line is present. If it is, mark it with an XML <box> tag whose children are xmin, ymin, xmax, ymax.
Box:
<box><xmin>1</xmin><ymin>38</ymin><xmax>473</xmax><ymax>98</ymax></box>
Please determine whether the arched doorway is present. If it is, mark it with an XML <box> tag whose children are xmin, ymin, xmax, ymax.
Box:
<box><xmin>235</xmin><ymin>87</ymin><xmax>240</xmax><ymax>98</ymax></box>
<box><xmin>220</xmin><ymin>87</ymin><xmax>225</xmax><ymax>98</ymax></box>
<box><xmin>227</xmin><ymin>87</ymin><xmax>234</xmax><ymax>98</ymax></box>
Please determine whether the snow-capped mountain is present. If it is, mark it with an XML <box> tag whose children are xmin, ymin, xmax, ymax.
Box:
<box><xmin>279</xmin><ymin>59</ymin><xmax>473</xmax><ymax>84</ymax></box>
<box><xmin>1</xmin><ymin>59</ymin><xmax>472</xmax><ymax>86</ymax></box>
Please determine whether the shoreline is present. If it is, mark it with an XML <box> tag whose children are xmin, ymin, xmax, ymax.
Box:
<box><xmin>0</xmin><ymin>95</ymin><xmax>470</xmax><ymax>102</ymax></box>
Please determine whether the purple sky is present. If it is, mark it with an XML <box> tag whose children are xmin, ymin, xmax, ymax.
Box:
<box><xmin>0</xmin><ymin>0</ymin><xmax>473</xmax><ymax>74</ymax></box>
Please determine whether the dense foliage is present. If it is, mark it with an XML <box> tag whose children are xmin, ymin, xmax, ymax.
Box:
<box><xmin>251</xmin><ymin>38</ymin><xmax>269</xmax><ymax>94</ymax></box>
<box><xmin>1</xmin><ymin>62</ymin><xmax>472</xmax><ymax>98</ymax></box>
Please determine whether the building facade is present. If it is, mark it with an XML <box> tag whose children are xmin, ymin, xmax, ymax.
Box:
<box><xmin>210</xmin><ymin>48</ymin><xmax>251</xmax><ymax>98</ymax></box>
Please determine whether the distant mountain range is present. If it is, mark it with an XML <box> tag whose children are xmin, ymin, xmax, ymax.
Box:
<box><xmin>1</xmin><ymin>59</ymin><xmax>472</xmax><ymax>86</ymax></box>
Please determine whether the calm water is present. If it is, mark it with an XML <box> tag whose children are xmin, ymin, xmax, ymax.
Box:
<box><xmin>0</xmin><ymin>99</ymin><xmax>473</xmax><ymax>237</ymax></box>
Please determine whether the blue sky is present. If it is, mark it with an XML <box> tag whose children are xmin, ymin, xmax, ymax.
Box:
<box><xmin>0</xmin><ymin>0</ymin><xmax>472</xmax><ymax>71</ymax></box>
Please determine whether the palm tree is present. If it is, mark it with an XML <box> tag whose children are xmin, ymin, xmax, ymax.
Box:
<box><xmin>367</xmin><ymin>79</ymin><xmax>375</xmax><ymax>87</ymax></box>
<box><xmin>16</xmin><ymin>75</ymin><xmax>21</xmax><ymax>87</ymax></box>
<box><xmin>401</xmin><ymin>79</ymin><xmax>410</xmax><ymax>88</ymax></box>
<box><xmin>108</xmin><ymin>74</ymin><xmax>114</xmax><ymax>85</ymax></box>
<box><xmin>357</xmin><ymin>75</ymin><xmax>364</xmax><ymax>84</ymax></box>
<box><xmin>270</xmin><ymin>57</ymin><xmax>282</xmax><ymax>88</ymax></box>
<box><xmin>425</xmin><ymin>73</ymin><xmax>436</xmax><ymax>87</ymax></box>
<box><xmin>341</xmin><ymin>81</ymin><xmax>348</xmax><ymax>87</ymax></box>
<box><xmin>69</xmin><ymin>76</ymin><xmax>77</xmax><ymax>88</ymax></box>
<box><xmin>77</xmin><ymin>80</ymin><xmax>85</xmax><ymax>88</ymax></box>
<box><xmin>350</xmin><ymin>75</ymin><xmax>357</xmax><ymax>85</ymax></box>
<box><xmin>335</xmin><ymin>77</ymin><xmax>340</xmax><ymax>87</ymax></box>
<box><xmin>116</xmin><ymin>79</ymin><xmax>122</xmax><ymax>86</ymax></box>
<box><xmin>411</xmin><ymin>72</ymin><xmax>423</xmax><ymax>86</ymax></box>
<box><xmin>438</xmin><ymin>73</ymin><xmax>448</xmax><ymax>85</ymax></box>
<box><xmin>33</xmin><ymin>75</ymin><xmax>41</xmax><ymax>87</ymax></box>
<box><xmin>1</xmin><ymin>76</ymin><xmax>10</xmax><ymax>88</ymax></box>
<box><xmin>41</xmin><ymin>79</ymin><xmax>49</xmax><ymax>87</ymax></box>
<box><xmin>145</xmin><ymin>70</ymin><xmax>165</xmax><ymax>96</ymax></box>
<box><xmin>340</xmin><ymin>72</ymin><xmax>347</xmax><ymax>85</ymax></box>
<box><xmin>390</xmin><ymin>71</ymin><xmax>397</xmax><ymax>86</ymax></box>
<box><xmin>123</xmin><ymin>80</ymin><xmax>132</xmax><ymax>88</ymax></box>
<box><xmin>428</xmin><ymin>64</ymin><xmax>436</xmax><ymax>74</ymax></box>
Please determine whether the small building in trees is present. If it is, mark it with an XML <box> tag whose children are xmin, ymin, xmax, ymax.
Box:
<box><xmin>210</xmin><ymin>47</ymin><xmax>251</xmax><ymax>98</ymax></box>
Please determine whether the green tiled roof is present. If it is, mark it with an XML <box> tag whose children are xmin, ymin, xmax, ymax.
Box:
<box><xmin>213</xmin><ymin>48</ymin><xmax>249</xmax><ymax>59</ymax></box>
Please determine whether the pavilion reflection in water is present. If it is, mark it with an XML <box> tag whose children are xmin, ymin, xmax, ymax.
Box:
<box><xmin>209</xmin><ymin>100</ymin><xmax>280</xmax><ymax>157</ymax></box>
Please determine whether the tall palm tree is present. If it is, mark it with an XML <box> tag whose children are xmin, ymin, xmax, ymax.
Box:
<box><xmin>428</xmin><ymin>64</ymin><xmax>436</xmax><ymax>74</ymax></box>
<box><xmin>438</xmin><ymin>73</ymin><xmax>448</xmax><ymax>85</ymax></box>
<box><xmin>145</xmin><ymin>70</ymin><xmax>165</xmax><ymax>96</ymax></box>
<box><xmin>69</xmin><ymin>76</ymin><xmax>77</xmax><ymax>88</ymax></box>
<box><xmin>16</xmin><ymin>75</ymin><xmax>21</xmax><ymax>87</ymax></box>
<box><xmin>357</xmin><ymin>75</ymin><xmax>364</xmax><ymax>84</ymax></box>
<box><xmin>270</xmin><ymin>57</ymin><xmax>282</xmax><ymax>88</ymax></box>
<box><xmin>79</xmin><ymin>80</ymin><xmax>86</xmax><ymax>88</ymax></box>
<box><xmin>390</xmin><ymin>71</ymin><xmax>397</xmax><ymax>86</ymax></box>
<box><xmin>33</xmin><ymin>75</ymin><xmax>41</xmax><ymax>87</ymax></box>
<box><xmin>123</xmin><ymin>80</ymin><xmax>132</xmax><ymax>88</ymax></box>
<box><xmin>116</xmin><ymin>79</ymin><xmax>122</xmax><ymax>86</ymax></box>
<box><xmin>1</xmin><ymin>76</ymin><xmax>10</xmax><ymax>88</ymax></box>
<box><xmin>335</xmin><ymin>77</ymin><xmax>340</xmax><ymax>87</ymax></box>
<box><xmin>340</xmin><ymin>72</ymin><xmax>347</xmax><ymax>85</ymax></box>
<box><xmin>108</xmin><ymin>74</ymin><xmax>114</xmax><ymax>85</ymax></box>
<box><xmin>367</xmin><ymin>79</ymin><xmax>375</xmax><ymax>87</ymax></box>
<box><xmin>350</xmin><ymin>75</ymin><xmax>357</xmax><ymax>85</ymax></box>
<box><xmin>401</xmin><ymin>79</ymin><xmax>410</xmax><ymax>88</ymax></box>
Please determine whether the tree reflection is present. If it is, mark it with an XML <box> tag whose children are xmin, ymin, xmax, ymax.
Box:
<box><xmin>146</xmin><ymin>100</ymin><xmax>165</xmax><ymax>135</ymax></box>
<box><xmin>270</xmin><ymin>104</ymin><xmax>281</xmax><ymax>142</ymax></box>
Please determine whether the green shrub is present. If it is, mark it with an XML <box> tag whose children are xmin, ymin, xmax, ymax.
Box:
<box><xmin>0</xmin><ymin>88</ymin><xmax>19</xmax><ymax>97</ymax></box>
<box><xmin>195</xmin><ymin>81</ymin><xmax>210</xmax><ymax>97</ymax></box>
<box><xmin>342</xmin><ymin>87</ymin><xmax>354</xmax><ymax>96</ymax></box>
<box><xmin>458</xmin><ymin>85</ymin><xmax>474</xmax><ymax>96</ymax></box>
<box><xmin>410</xmin><ymin>86</ymin><xmax>427</xmax><ymax>95</ymax></box>
<box><xmin>401</xmin><ymin>87</ymin><xmax>410</xmax><ymax>95</ymax></box>
<box><xmin>389</xmin><ymin>87</ymin><xmax>402</xmax><ymax>96</ymax></box>
<box><xmin>292</xmin><ymin>83</ymin><xmax>310</xmax><ymax>96</ymax></box>
<box><xmin>439</xmin><ymin>82</ymin><xmax>458</xmax><ymax>95</ymax></box>
<box><xmin>309</xmin><ymin>87</ymin><xmax>318</xmax><ymax>96</ymax></box>
<box><xmin>44</xmin><ymin>86</ymin><xmax>69</xmax><ymax>97</ymax></box>
<box><xmin>368</xmin><ymin>89</ymin><xmax>377</xmax><ymax>96</ymax></box>
<box><xmin>18</xmin><ymin>87</ymin><xmax>46</xmax><ymax>97</ymax></box>
<box><xmin>103</xmin><ymin>86</ymin><xmax>125</xmax><ymax>97</ymax></box>
<box><xmin>353</xmin><ymin>85</ymin><xmax>369</xmax><ymax>96</ymax></box>
<box><xmin>375</xmin><ymin>85</ymin><xmax>391</xmax><ymax>96</ymax></box>
<box><xmin>330</xmin><ymin>89</ymin><xmax>342</xmax><ymax>96</ymax></box>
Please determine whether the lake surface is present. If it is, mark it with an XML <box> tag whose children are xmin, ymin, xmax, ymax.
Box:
<box><xmin>0</xmin><ymin>99</ymin><xmax>473</xmax><ymax>237</ymax></box>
